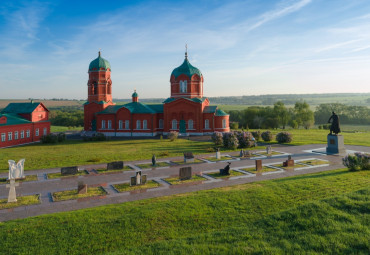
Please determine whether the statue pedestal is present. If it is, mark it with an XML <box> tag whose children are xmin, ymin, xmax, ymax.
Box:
<box><xmin>326</xmin><ymin>135</ymin><xmax>345</xmax><ymax>154</ymax></box>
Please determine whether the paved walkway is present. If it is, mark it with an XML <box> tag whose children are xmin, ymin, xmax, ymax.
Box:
<box><xmin>1</xmin><ymin>144</ymin><xmax>369</xmax><ymax>222</ymax></box>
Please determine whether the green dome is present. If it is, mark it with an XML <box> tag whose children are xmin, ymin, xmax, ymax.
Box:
<box><xmin>132</xmin><ymin>91</ymin><xmax>138</xmax><ymax>97</ymax></box>
<box><xmin>89</xmin><ymin>52</ymin><xmax>111</xmax><ymax>71</ymax></box>
<box><xmin>171</xmin><ymin>56</ymin><xmax>202</xmax><ymax>79</ymax></box>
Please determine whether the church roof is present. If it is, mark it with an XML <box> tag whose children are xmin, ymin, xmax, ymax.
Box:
<box><xmin>203</xmin><ymin>106</ymin><xmax>218</xmax><ymax>113</ymax></box>
<box><xmin>0</xmin><ymin>113</ymin><xmax>31</xmax><ymax>126</ymax></box>
<box><xmin>97</xmin><ymin>102</ymin><xmax>163</xmax><ymax>115</ymax></box>
<box><xmin>89</xmin><ymin>51</ymin><xmax>111</xmax><ymax>71</ymax></box>
<box><xmin>215</xmin><ymin>109</ymin><xmax>228</xmax><ymax>116</ymax></box>
<box><xmin>1</xmin><ymin>102</ymin><xmax>44</xmax><ymax>114</ymax></box>
<box><xmin>163</xmin><ymin>97</ymin><xmax>206</xmax><ymax>104</ymax></box>
<box><xmin>171</xmin><ymin>56</ymin><xmax>202</xmax><ymax>79</ymax></box>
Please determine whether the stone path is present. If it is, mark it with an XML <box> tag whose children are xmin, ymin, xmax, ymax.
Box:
<box><xmin>0</xmin><ymin>144</ymin><xmax>369</xmax><ymax>222</ymax></box>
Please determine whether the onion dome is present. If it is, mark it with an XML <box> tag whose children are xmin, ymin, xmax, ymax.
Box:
<box><xmin>132</xmin><ymin>90</ymin><xmax>138</xmax><ymax>98</ymax></box>
<box><xmin>88</xmin><ymin>51</ymin><xmax>111</xmax><ymax>71</ymax></box>
<box><xmin>171</xmin><ymin>52</ymin><xmax>202</xmax><ymax>79</ymax></box>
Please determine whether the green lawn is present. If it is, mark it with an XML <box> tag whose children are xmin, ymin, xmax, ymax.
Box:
<box><xmin>0</xmin><ymin>129</ymin><xmax>369</xmax><ymax>172</ymax></box>
<box><xmin>298</xmin><ymin>159</ymin><xmax>330</xmax><ymax>166</ymax></box>
<box><xmin>50</xmin><ymin>126</ymin><xmax>83</xmax><ymax>132</ymax></box>
<box><xmin>164</xmin><ymin>175</ymin><xmax>207</xmax><ymax>185</ymax></box>
<box><xmin>113</xmin><ymin>180</ymin><xmax>161</xmax><ymax>192</ymax></box>
<box><xmin>0</xmin><ymin>169</ymin><xmax>368</xmax><ymax>254</ymax></box>
<box><xmin>205</xmin><ymin>170</ymin><xmax>246</xmax><ymax>178</ymax></box>
<box><xmin>0</xmin><ymin>175</ymin><xmax>38</xmax><ymax>184</ymax></box>
<box><xmin>47</xmin><ymin>170</ymin><xmax>88</xmax><ymax>180</ymax></box>
<box><xmin>254</xmin><ymin>150</ymin><xmax>285</xmax><ymax>156</ymax></box>
<box><xmin>52</xmin><ymin>187</ymin><xmax>107</xmax><ymax>202</ymax></box>
<box><xmin>0</xmin><ymin>194</ymin><xmax>40</xmax><ymax>210</ymax></box>
<box><xmin>202</xmin><ymin>156</ymin><xmax>233</xmax><ymax>162</ymax></box>
<box><xmin>171</xmin><ymin>158</ymin><xmax>204</xmax><ymax>165</ymax></box>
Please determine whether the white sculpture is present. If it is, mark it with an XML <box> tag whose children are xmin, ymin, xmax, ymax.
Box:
<box><xmin>8</xmin><ymin>159</ymin><xmax>25</xmax><ymax>179</ymax></box>
<box><xmin>7</xmin><ymin>159</ymin><xmax>25</xmax><ymax>203</ymax></box>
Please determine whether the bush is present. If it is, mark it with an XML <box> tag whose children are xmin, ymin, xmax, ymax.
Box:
<box><xmin>222</xmin><ymin>132</ymin><xmax>239</xmax><ymax>150</ymax></box>
<box><xmin>41</xmin><ymin>134</ymin><xmax>58</xmax><ymax>144</ymax></box>
<box><xmin>276</xmin><ymin>132</ymin><xmax>293</xmax><ymax>143</ymax></box>
<box><xmin>230</xmin><ymin>122</ymin><xmax>239</xmax><ymax>130</ymax></box>
<box><xmin>57</xmin><ymin>133</ymin><xmax>66</xmax><ymax>142</ymax></box>
<box><xmin>235</xmin><ymin>131</ymin><xmax>255</xmax><ymax>148</ymax></box>
<box><xmin>168</xmin><ymin>131</ymin><xmax>178</xmax><ymax>141</ymax></box>
<box><xmin>261</xmin><ymin>131</ymin><xmax>273</xmax><ymax>142</ymax></box>
<box><xmin>211</xmin><ymin>132</ymin><xmax>223</xmax><ymax>146</ymax></box>
<box><xmin>251</xmin><ymin>131</ymin><xmax>261</xmax><ymax>141</ymax></box>
<box><xmin>343</xmin><ymin>153</ymin><xmax>370</xmax><ymax>171</ymax></box>
<box><xmin>318</xmin><ymin>125</ymin><xmax>322</xmax><ymax>129</ymax></box>
<box><xmin>82</xmin><ymin>132</ymin><xmax>106</xmax><ymax>141</ymax></box>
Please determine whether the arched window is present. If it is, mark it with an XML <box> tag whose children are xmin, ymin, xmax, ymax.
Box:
<box><xmin>222</xmin><ymin>119</ymin><xmax>226</xmax><ymax>128</ymax></box>
<box><xmin>136</xmin><ymin>120</ymin><xmax>141</xmax><ymax>129</ymax></box>
<box><xmin>159</xmin><ymin>119</ymin><xmax>163</xmax><ymax>129</ymax></box>
<box><xmin>172</xmin><ymin>119</ymin><xmax>177</xmax><ymax>130</ymax></box>
<box><xmin>205</xmin><ymin>119</ymin><xmax>209</xmax><ymax>129</ymax></box>
<box><xmin>107</xmin><ymin>120</ymin><xmax>112</xmax><ymax>129</ymax></box>
<box><xmin>180</xmin><ymin>80</ymin><xmax>187</xmax><ymax>93</ymax></box>
<box><xmin>118</xmin><ymin>120</ymin><xmax>123</xmax><ymax>129</ymax></box>
<box><xmin>143</xmin><ymin>120</ymin><xmax>147</xmax><ymax>129</ymax></box>
<box><xmin>101</xmin><ymin>120</ymin><xmax>106</xmax><ymax>129</ymax></box>
<box><xmin>188</xmin><ymin>119</ymin><xmax>193</xmax><ymax>129</ymax></box>
<box><xmin>125</xmin><ymin>120</ymin><xmax>130</xmax><ymax>129</ymax></box>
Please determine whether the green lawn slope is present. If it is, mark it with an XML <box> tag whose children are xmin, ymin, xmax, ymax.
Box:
<box><xmin>0</xmin><ymin>168</ymin><xmax>369</xmax><ymax>254</ymax></box>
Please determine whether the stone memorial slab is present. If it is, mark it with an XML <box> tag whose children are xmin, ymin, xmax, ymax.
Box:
<box><xmin>141</xmin><ymin>175</ymin><xmax>147</xmax><ymax>184</ymax></box>
<box><xmin>107</xmin><ymin>161</ymin><xmax>124</xmax><ymax>170</ymax></box>
<box><xmin>78</xmin><ymin>182</ymin><xmax>87</xmax><ymax>194</ymax></box>
<box><xmin>130</xmin><ymin>176</ymin><xmax>136</xmax><ymax>186</ymax></box>
<box><xmin>130</xmin><ymin>171</ymin><xmax>147</xmax><ymax>186</ymax></box>
<box><xmin>266</xmin><ymin>146</ymin><xmax>272</xmax><ymax>155</ymax></box>
<box><xmin>184</xmin><ymin>152</ymin><xmax>194</xmax><ymax>163</ymax></box>
<box><xmin>61</xmin><ymin>166</ymin><xmax>79</xmax><ymax>176</ymax></box>
<box><xmin>216</xmin><ymin>151</ymin><xmax>221</xmax><ymax>159</ymax></box>
<box><xmin>179</xmin><ymin>167</ymin><xmax>192</xmax><ymax>180</ymax></box>
<box><xmin>255</xmin><ymin>160</ymin><xmax>262</xmax><ymax>171</ymax></box>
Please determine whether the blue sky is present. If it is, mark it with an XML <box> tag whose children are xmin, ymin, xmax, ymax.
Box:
<box><xmin>1</xmin><ymin>0</ymin><xmax>370</xmax><ymax>99</ymax></box>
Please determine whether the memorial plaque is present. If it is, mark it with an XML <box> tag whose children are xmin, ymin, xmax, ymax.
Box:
<box><xmin>107</xmin><ymin>161</ymin><xmax>124</xmax><ymax>170</ymax></box>
<box><xmin>330</xmin><ymin>139</ymin><xmax>335</xmax><ymax>145</ymax></box>
<box><xmin>61</xmin><ymin>166</ymin><xmax>78</xmax><ymax>176</ymax></box>
<box><xmin>141</xmin><ymin>175</ymin><xmax>147</xmax><ymax>184</ymax></box>
<box><xmin>179</xmin><ymin>167</ymin><xmax>192</xmax><ymax>180</ymax></box>
<box><xmin>184</xmin><ymin>152</ymin><xmax>194</xmax><ymax>163</ymax></box>
<box><xmin>78</xmin><ymin>182</ymin><xmax>87</xmax><ymax>194</ymax></box>
<box><xmin>255</xmin><ymin>160</ymin><xmax>262</xmax><ymax>171</ymax></box>
<box><xmin>130</xmin><ymin>176</ymin><xmax>136</xmax><ymax>186</ymax></box>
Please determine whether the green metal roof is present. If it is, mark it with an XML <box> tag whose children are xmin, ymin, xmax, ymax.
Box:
<box><xmin>0</xmin><ymin>113</ymin><xmax>31</xmax><ymax>126</ymax></box>
<box><xmin>163</xmin><ymin>97</ymin><xmax>206</xmax><ymax>104</ymax></box>
<box><xmin>171</xmin><ymin>57</ymin><xmax>202</xmax><ymax>79</ymax></box>
<box><xmin>203</xmin><ymin>106</ymin><xmax>217</xmax><ymax>113</ymax></box>
<box><xmin>84</xmin><ymin>101</ymin><xmax>108</xmax><ymax>106</ymax></box>
<box><xmin>215</xmin><ymin>109</ymin><xmax>229</xmax><ymax>116</ymax></box>
<box><xmin>1</xmin><ymin>102</ymin><xmax>42</xmax><ymax>114</ymax></box>
<box><xmin>132</xmin><ymin>91</ymin><xmax>138</xmax><ymax>97</ymax></box>
<box><xmin>97</xmin><ymin>102</ymin><xmax>163</xmax><ymax>115</ymax></box>
<box><xmin>89</xmin><ymin>52</ymin><xmax>111</xmax><ymax>71</ymax></box>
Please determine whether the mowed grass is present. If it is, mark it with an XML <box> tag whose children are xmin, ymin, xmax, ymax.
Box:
<box><xmin>0</xmin><ymin>175</ymin><xmax>38</xmax><ymax>184</ymax></box>
<box><xmin>113</xmin><ymin>180</ymin><xmax>161</xmax><ymax>192</ymax></box>
<box><xmin>0</xmin><ymin>129</ymin><xmax>369</xmax><ymax>172</ymax></box>
<box><xmin>0</xmin><ymin>139</ymin><xmax>212</xmax><ymax>172</ymax></box>
<box><xmin>52</xmin><ymin>187</ymin><xmax>107</xmax><ymax>202</ymax></box>
<box><xmin>0</xmin><ymin>194</ymin><xmax>40</xmax><ymax>210</ymax></box>
<box><xmin>0</xmin><ymin>169</ymin><xmax>368</xmax><ymax>254</ymax></box>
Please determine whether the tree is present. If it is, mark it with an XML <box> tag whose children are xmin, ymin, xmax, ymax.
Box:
<box><xmin>294</xmin><ymin>101</ymin><xmax>314</xmax><ymax>129</ymax></box>
<box><xmin>273</xmin><ymin>101</ymin><xmax>289</xmax><ymax>129</ymax></box>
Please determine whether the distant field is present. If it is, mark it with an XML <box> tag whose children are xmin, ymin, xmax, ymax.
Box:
<box><xmin>0</xmin><ymin>99</ymin><xmax>83</xmax><ymax>109</ymax></box>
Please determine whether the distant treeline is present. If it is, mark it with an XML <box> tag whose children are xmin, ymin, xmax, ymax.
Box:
<box><xmin>49</xmin><ymin>108</ymin><xmax>84</xmax><ymax>127</ymax></box>
<box><xmin>228</xmin><ymin>102</ymin><xmax>370</xmax><ymax>129</ymax></box>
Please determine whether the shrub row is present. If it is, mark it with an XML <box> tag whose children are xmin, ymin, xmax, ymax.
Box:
<box><xmin>342</xmin><ymin>153</ymin><xmax>370</xmax><ymax>171</ymax></box>
<box><xmin>41</xmin><ymin>133</ymin><xmax>66</xmax><ymax>144</ymax></box>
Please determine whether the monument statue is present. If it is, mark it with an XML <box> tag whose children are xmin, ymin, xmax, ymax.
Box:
<box><xmin>7</xmin><ymin>159</ymin><xmax>25</xmax><ymax>203</ymax></box>
<box><xmin>328</xmin><ymin>112</ymin><xmax>340</xmax><ymax>135</ymax></box>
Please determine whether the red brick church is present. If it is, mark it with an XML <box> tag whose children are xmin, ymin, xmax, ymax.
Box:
<box><xmin>84</xmin><ymin>51</ymin><xmax>229</xmax><ymax>136</ymax></box>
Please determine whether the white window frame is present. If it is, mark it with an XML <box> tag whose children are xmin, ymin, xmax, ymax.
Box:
<box><xmin>101</xmin><ymin>120</ymin><xmax>106</xmax><ymax>129</ymax></box>
<box><xmin>1</xmin><ymin>133</ymin><xmax>6</xmax><ymax>142</ymax></box>
<box><xmin>35</xmin><ymin>128</ymin><xmax>39</xmax><ymax>136</ymax></box>
<box><xmin>143</xmin><ymin>120</ymin><xmax>147</xmax><ymax>129</ymax></box>
<box><xmin>159</xmin><ymin>119</ymin><xmax>163</xmax><ymax>129</ymax></box>
<box><xmin>21</xmin><ymin>130</ymin><xmax>24</xmax><ymax>139</ymax></box>
<box><xmin>222</xmin><ymin>119</ymin><xmax>226</xmax><ymax>128</ymax></box>
<box><xmin>188</xmin><ymin>119</ymin><xmax>194</xmax><ymax>129</ymax></box>
<box><xmin>180</xmin><ymin>80</ymin><xmax>187</xmax><ymax>93</ymax></box>
<box><xmin>172</xmin><ymin>119</ymin><xmax>177</xmax><ymax>130</ymax></box>
<box><xmin>118</xmin><ymin>120</ymin><xmax>123</xmax><ymax>130</ymax></box>
<box><xmin>8</xmin><ymin>132</ymin><xmax>12</xmax><ymax>141</ymax></box>
<box><xmin>125</xmin><ymin>120</ymin><xmax>130</xmax><ymax>130</ymax></box>
<box><xmin>43</xmin><ymin>127</ymin><xmax>47</xmax><ymax>136</ymax></box>
<box><xmin>26</xmin><ymin>130</ymin><xmax>30</xmax><ymax>138</ymax></box>
<box><xmin>136</xmin><ymin>120</ymin><xmax>141</xmax><ymax>129</ymax></box>
<box><xmin>108</xmin><ymin>120</ymin><xmax>112</xmax><ymax>129</ymax></box>
<box><xmin>205</xmin><ymin>119</ymin><xmax>209</xmax><ymax>129</ymax></box>
<box><xmin>15</xmin><ymin>131</ymin><xmax>19</xmax><ymax>140</ymax></box>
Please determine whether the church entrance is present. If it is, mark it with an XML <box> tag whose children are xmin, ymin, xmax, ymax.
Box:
<box><xmin>92</xmin><ymin>119</ymin><xmax>97</xmax><ymax>131</ymax></box>
<box><xmin>179</xmin><ymin>120</ymin><xmax>186</xmax><ymax>133</ymax></box>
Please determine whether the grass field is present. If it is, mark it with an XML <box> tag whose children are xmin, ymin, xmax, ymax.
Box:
<box><xmin>52</xmin><ymin>187</ymin><xmax>107</xmax><ymax>202</ymax></box>
<box><xmin>205</xmin><ymin>170</ymin><xmax>246</xmax><ymax>178</ymax></box>
<box><xmin>0</xmin><ymin>174</ymin><xmax>38</xmax><ymax>184</ymax></box>
<box><xmin>164</xmin><ymin>175</ymin><xmax>207</xmax><ymax>185</ymax></box>
<box><xmin>50</xmin><ymin>126</ymin><xmax>83</xmax><ymax>132</ymax></box>
<box><xmin>113</xmin><ymin>180</ymin><xmax>161</xmax><ymax>192</ymax></box>
<box><xmin>0</xmin><ymin>129</ymin><xmax>369</xmax><ymax>172</ymax></box>
<box><xmin>47</xmin><ymin>170</ymin><xmax>88</xmax><ymax>180</ymax></box>
<box><xmin>0</xmin><ymin>168</ymin><xmax>368</xmax><ymax>254</ymax></box>
<box><xmin>0</xmin><ymin>194</ymin><xmax>40</xmax><ymax>210</ymax></box>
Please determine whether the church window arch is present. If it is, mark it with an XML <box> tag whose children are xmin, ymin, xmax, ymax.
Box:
<box><xmin>204</xmin><ymin>119</ymin><xmax>209</xmax><ymax>129</ymax></box>
<box><xmin>172</xmin><ymin>119</ymin><xmax>177</xmax><ymax>130</ymax></box>
<box><xmin>101</xmin><ymin>120</ymin><xmax>106</xmax><ymax>129</ymax></box>
<box><xmin>180</xmin><ymin>80</ymin><xmax>187</xmax><ymax>93</ymax></box>
<box><xmin>118</xmin><ymin>120</ymin><xmax>123</xmax><ymax>129</ymax></box>
<box><xmin>143</xmin><ymin>120</ymin><xmax>147</xmax><ymax>129</ymax></box>
<box><xmin>125</xmin><ymin>120</ymin><xmax>130</xmax><ymax>129</ymax></box>
<box><xmin>222</xmin><ymin>119</ymin><xmax>226</xmax><ymax>129</ymax></box>
<box><xmin>188</xmin><ymin>119</ymin><xmax>194</xmax><ymax>129</ymax></box>
<box><xmin>159</xmin><ymin>119</ymin><xmax>164</xmax><ymax>129</ymax></box>
<box><xmin>136</xmin><ymin>120</ymin><xmax>141</xmax><ymax>129</ymax></box>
